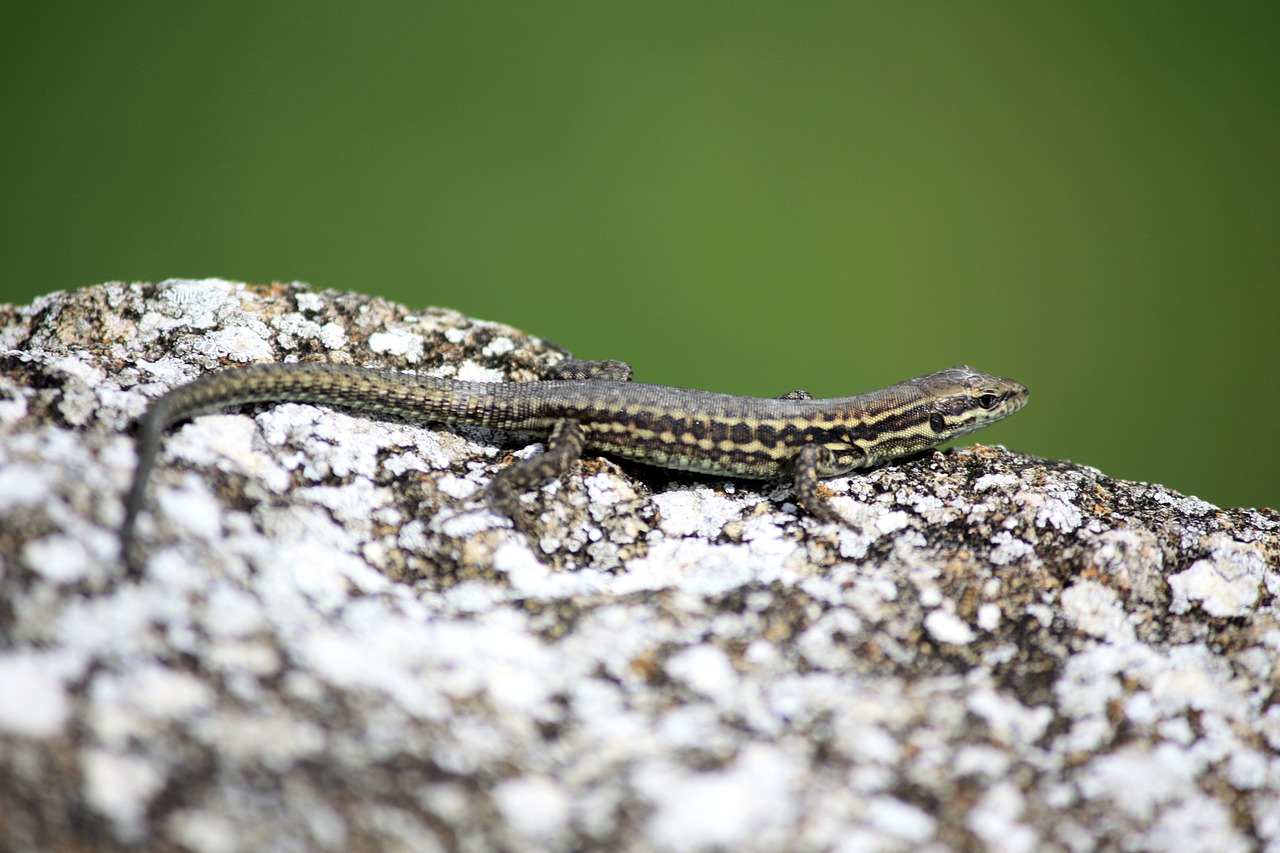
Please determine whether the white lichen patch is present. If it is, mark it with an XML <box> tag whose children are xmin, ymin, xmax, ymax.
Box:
<box><xmin>166</xmin><ymin>808</ymin><xmax>243</xmax><ymax>853</ymax></box>
<box><xmin>968</xmin><ymin>781</ymin><xmax>1039</xmax><ymax>853</ymax></box>
<box><xmin>666</xmin><ymin>643</ymin><xmax>739</xmax><ymax>702</ymax></box>
<box><xmin>192</xmin><ymin>711</ymin><xmax>326</xmax><ymax>772</ymax></box>
<box><xmin>435</xmin><ymin>474</ymin><xmax>480</xmax><ymax>500</ymax></box>
<box><xmin>1168</xmin><ymin>538</ymin><xmax>1267</xmax><ymax>618</ymax></box>
<box><xmin>1061</xmin><ymin>581</ymin><xmax>1134</xmax><ymax>642</ymax></box>
<box><xmin>1076</xmin><ymin>742</ymin><xmax>1200</xmax><ymax>822</ymax></box>
<box><xmin>0</xmin><ymin>652</ymin><xmax>71</xmax><ymax>737</ymax></box>
<box><xmin>454</xmin><ymin>361</ymin><xmax>506</xmax><ymax>383</ymax></box>
<box><xmin>924</xmin><ymin>609</ymin><xmax>976</xmax><ymax>645</ymax></box>
<box><xmin>294</xmin><ymin>478</ymin><xmax>394</xmax><ymax>526</ymax></box>
<box><xmin>797</xmin><ymin>607</ymin><xmax>864</xmax><ymax>670</ymax></box>
<box><xmin>22</xmin><ymin>534</ymin><xmax>95</xmax><ymax>584</ymax></box>
<box><xmin>1035</xmin><ymin>495</ymin><xmax>1084</xmax><ymax>533</ymax></box>
<box><xmin>169</xmin><ymin>415</ymin><xmax>292</xmax><ymax>492</ymax></box>
<box><xmin>988</xmin><ymin>530</ymin><xmax>1035</xmax><ymax>566</ymax></box>
<box><xmin>967</xmin><ymin>687</ymin><xmax>1052</xmax><ymax>745</ymax></box>
<box><xmin>583</xmin><ymin>471</ymin><xmax>637</xmax><ymax>508</ymax></box>
<box><xmin>150</xmin><ymin>279</ymin><xmax>240</xmax><ymax>329</ymax></box>
<box><xmin>651</xmin><ymin>487</ymin><xmax>748</xmax><ymax>538</ymax></box>
<box><xmin>638</xmin><ymin>745</ymin><xmax>803</xmax><ymax>850</ymax></box>
<box><xmin>155</xmin><ymin>475</ymin><xmax>226</xmax><ymax>541</ymax></box>
<box><xmin>481</xmin><ymin>336</ymin><xmax>517</xmax><ymax>358</ymax></box>
<box><xmin>82</xmin><ymin>749</ymin><xmax>165</xmax><ymax>839</ymax></box>
<box><xmin>874</xmin><ymin>509</ymin><xmax>912</xmax><ymax>536</ymax></box>
<box><xmin>132</xmin><ymin>354</ymin><xmax>200</xmax><ymax>387</ymax></box>
<box><xmin>270</xmin><ymin>312</ymin><xmax>350</xmax><ymax>351</ymax></box>
<box><xmin>492</xmin><ymin>775</ymin><xmax>571</xmax><ymax>844</ymax></box>
<box><xmin>193</xmin><ymin>326</ymin><xmax>275</xmax><ymax>363</ymax></box>
<box><xmin>367</xmin><ymin>330</ymin><xmax>425</xmax><ymax>361</ymax></box>
<box><xmin>974</xmin><ymin>473</ymin><xmax>1020</xmax><ymax>492</ymax></box>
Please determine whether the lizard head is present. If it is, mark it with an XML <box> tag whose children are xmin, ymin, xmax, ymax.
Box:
<box><xmin>840</xmin><ymin>366</ymin><xmax>1028</xmax><ymax>469</ymax></box>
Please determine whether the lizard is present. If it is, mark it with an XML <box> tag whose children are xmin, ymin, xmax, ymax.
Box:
<box><xmin>119</xmin><ymin>357</ymin><xmax>1027</xmax><ymax>572</ymax></box>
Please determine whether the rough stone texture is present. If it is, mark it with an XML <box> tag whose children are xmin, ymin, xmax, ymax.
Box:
<box><xmin>1</xmin><ymin>279</ymin><xmax>1277</xmax><ymax>852</ymax></box>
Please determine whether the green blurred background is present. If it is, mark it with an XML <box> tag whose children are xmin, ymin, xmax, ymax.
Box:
<box><xmin>3</xmin><ymin>3</ymin><xmax>1277</xmax><ymax>509</ymax></box>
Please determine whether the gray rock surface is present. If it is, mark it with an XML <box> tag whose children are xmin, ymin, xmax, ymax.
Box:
<box><xmin>1</xmin><ymin>279</ymin><xmax>1277</xmax><ymax>851</ymax></box>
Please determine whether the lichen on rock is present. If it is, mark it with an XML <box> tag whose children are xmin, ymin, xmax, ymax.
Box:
<box><xmin>0</xmin><ymin>279</ymin><xmax>1276</xmax><ymax>851</ymax></box>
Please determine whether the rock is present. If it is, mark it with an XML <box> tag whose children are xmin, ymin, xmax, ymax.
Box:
<box><xmin>0</xmin><ymin>279</ymin><xmax>1276</xmax><ymax>851</ymax></box>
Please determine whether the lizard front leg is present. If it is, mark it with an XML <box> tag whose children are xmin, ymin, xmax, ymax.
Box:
<box><xmin>482</xmin><ymin>357</ymin><xmax>624</xmax><ymax>543</ymax></box>
<box><xmin>484</xmin><ymin>419</ymin><xmax>587</xmax><ymax>541</ymax></box>
<box><xmin>791</xmin><ymin>444</ymin><xmax>850</xmax><ymax>527</ymax></box>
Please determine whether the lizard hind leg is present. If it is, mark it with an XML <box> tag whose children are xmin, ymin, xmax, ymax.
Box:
<box><xmin>483</xmin><ymin>419</ymin><xmax>588</xmax><ymax>542</ymax></box>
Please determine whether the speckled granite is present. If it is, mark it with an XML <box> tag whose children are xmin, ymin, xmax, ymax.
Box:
<box><xmin>1</xmin><ymin>280</ymin><xmax>1277</xmax><ymax>851</ymax></box>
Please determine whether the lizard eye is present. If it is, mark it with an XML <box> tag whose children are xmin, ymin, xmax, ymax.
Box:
<box><xmin>977</xmin><ymin>393</ymin><xmax>1001</xmax><ymax>410</ymax></box>
<box><xmin>929</xmin><ymin>412</ymin><xmax>946</xmax><ymax>433</ymax></box>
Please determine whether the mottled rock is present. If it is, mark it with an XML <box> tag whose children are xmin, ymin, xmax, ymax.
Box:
<box><xmin>0</xmin><ymin>280</ymin><xmax>1276</xmax><ymax>851</ymax></box>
